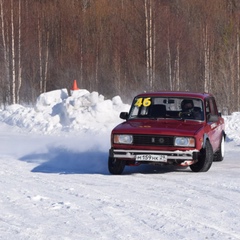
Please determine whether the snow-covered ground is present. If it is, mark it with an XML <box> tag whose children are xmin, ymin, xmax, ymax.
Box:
<box><xmin>0</xmin><ymin>89</ymin><xmax>240</xmax><ymax>240</ymax></box>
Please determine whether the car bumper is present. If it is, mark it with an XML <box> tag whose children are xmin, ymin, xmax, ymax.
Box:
<box><xmin>109</xmin><ymin>148</ymin><xmax>199</xmax><ymax>162</ymax></box>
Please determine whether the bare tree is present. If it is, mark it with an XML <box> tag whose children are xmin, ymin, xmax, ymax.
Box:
<box><xmin>0</xmin><ymin>0</ymin><xmax>10</xmax><ymax>104</ymax></box>
<box><xmin>16</xmin><ymin>0</ymin><xmax>22</xmax><ymax>104</ymax></box>
<box><xmin>144</xmin><ymin>0</ymin><xmax>154</xmax><ymax>90</ymax></box>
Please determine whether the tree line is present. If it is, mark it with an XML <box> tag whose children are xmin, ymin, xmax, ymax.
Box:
<box><xmin>0</xmin><ymin>0</ymin><xmax>240</xmax><ymax>113</ymax></box>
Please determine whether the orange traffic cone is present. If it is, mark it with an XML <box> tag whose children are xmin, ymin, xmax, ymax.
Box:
<box><xmin>71</xmin><ymin>79</ymin><xmax>80</xmax><ymax>90</ymax></box>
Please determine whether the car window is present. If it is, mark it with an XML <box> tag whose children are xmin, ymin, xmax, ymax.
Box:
<box><xmin>205</xmin><ymin>98</ymin><xmax>218</xmax><ymax>121</ymax></box>
<box><xmin>209</xmin><ymin>98</ymin><xmax>218</xmax><ymax>115</ymax></box>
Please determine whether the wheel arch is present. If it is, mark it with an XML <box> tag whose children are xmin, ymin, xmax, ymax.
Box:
<box><xmin>202</xmin><ymin>133</ymin><xmax>209</xmax><ymax>149</ymax></box>
<box><xmin>222</xmin><ymin>130</ymin><xmax>226</xmax><ymax>140</ymax></box>
<box><xmin>202</xmin><ymin>130</ymin><xmax>225</xmax><ymax>148</ymax></box>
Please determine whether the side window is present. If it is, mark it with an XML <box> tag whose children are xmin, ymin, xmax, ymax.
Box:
<box><xmin>205</xmin><ymin>100</ymin><xmax>210</xmax><ymax>117</ymax></box>
<box><xmin>209</xmin><ymin>98</ymin><xmax>218</xmax><ymax>115</ymax></box>
<box><xmin>205</xmin><ymin>98</ymin><xmax>218</xmax><ymax>121</ymax></box>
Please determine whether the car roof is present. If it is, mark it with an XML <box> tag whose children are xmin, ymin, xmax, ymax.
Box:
<box><xmin>136</xmin><ymin>91</ymin><xmax>213</xmax><ymax>100</ymax></box>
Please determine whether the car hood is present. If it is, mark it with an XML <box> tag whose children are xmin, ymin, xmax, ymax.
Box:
<box><xmin>113</xmin><ymin>119</ymin><xmax>204</xmax><ymax>136</ymax></box>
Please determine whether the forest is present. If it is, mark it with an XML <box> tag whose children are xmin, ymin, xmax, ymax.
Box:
<box><xmin>0</xmin><ymin>0</ymin><xmax>240</xmax><ymax>113</ymax></box>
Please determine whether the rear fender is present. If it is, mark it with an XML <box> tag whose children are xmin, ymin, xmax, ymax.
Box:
<box><xmin>222</xmin><ymin>130</ymin><xmax>226</xmax><ymax>140</ymax></box>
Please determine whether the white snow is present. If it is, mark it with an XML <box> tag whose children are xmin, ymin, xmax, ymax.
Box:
<box><xmin>0</xmin><ymin>89</ymin><xmax>240</xmax><ymax>240</ymax></box>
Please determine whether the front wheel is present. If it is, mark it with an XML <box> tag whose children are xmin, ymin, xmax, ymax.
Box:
<box><xmin>108</xmin><ymin>157</ymin><xmax>125</xmax><ymax>175</ymax></box>
<box><xmin>190</xmin><ymin>140</ymin><xmax>213</xmax><ymax>172</ymax></box>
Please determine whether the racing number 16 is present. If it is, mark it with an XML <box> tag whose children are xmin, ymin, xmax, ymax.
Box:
<box><xmin>135</xmin><ymin>97</ymin><xmax>151</xmax><ymax>107</ymax></box>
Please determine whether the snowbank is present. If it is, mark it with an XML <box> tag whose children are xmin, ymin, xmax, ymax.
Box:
<box><xmin>223</xmin><ymin>112</ymin><xmax>240</xmax><ymax>144</ymax></box>
<box><xmin>0</xmin><ymin>89</ymin><xmax>130</xmax><ymax>134</ymax></box>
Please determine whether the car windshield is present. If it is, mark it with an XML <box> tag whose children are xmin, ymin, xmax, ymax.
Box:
<box><xmin>129</xmin><ymin>96</ymin><xmax>204</xmax><ymax>121</ymax></box>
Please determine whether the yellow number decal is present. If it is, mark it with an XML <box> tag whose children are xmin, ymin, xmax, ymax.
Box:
<box><xmin>134</xmin><ymin>97</ymin><xmax>151</xmax><ymax>107</ymax></box>
<box><xmin>143</xmin><ymin>97</ymin><xmax>151</xmax><ymax>107</ymax></box>
<box><xmin>135</xmin><ymin>98</ymin><xmax>143</xmax><ymax>107</ymax></box>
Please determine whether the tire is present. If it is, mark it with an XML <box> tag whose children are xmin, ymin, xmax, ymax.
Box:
<box><xmin>190</xmin><ymin>140</ymin><xmax>213</xmax><ymax>172</ymax></box>
<box><xmin>108</xmin><ymin>157</ymin><xmax>125</xmax><ymax>175</ymax></box>
<box><xmin>213</xmin><ymin>135</ymin><xmax>225</xmax><ymax>162</ymax></box>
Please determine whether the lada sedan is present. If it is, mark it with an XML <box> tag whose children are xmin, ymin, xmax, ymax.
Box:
<box><xmin>108</xmin><ymin>91</ymin><xmax>225</xmax><ymax>174</ymax></box>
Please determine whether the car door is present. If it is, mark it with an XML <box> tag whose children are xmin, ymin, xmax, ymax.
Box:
<box><xmin>205</xmin><ymin>98</ymin><xmax>221</xmax><ymax>152</ymax></box>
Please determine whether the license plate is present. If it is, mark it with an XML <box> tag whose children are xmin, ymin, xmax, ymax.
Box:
<box><xmin>136</xmin><ymin>154</ymin><xmax>167</xmax><ymax>162</ymax></box>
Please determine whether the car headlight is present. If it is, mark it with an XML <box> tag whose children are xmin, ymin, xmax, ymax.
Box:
<box><xmin>114</xmin><ymin>134</ymin><xmax>133</xmax><ymax>144</ymax></box>
<box><xmin>174</xmin><ymin>137</ymin><xmax>195</xmax><ymax>147</ymax></box>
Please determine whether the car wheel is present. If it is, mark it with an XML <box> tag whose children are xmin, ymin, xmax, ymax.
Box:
<box><xmin>213</xmin><ymin>135</ymin><xmax>225</xmax><ymax>162</ymax></box>
<box><xmin>108</xmin><ymin>157</ymin><xmax>125</xmax><ymax>175</ymax></box>
<box><xmin>190</xmin><ymin>140</ymin><xmax>213</xmax><ymax>172</ymax></box>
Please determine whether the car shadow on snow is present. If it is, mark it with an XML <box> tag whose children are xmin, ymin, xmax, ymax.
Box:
<box><xmin>19</xmin><ymin>146</ymin><xmax>109</xmax><ymax>174</ymax></box>
<box><xmin>19</xmin><ymin>146</ymin><xmax>190</xmax><ymax>174</ymax></box>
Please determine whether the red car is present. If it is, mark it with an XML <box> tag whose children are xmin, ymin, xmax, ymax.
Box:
<box><xmin>108</xmin><ymin>91</ymin><xmax>225</xmax><ymax>174</ymax></box>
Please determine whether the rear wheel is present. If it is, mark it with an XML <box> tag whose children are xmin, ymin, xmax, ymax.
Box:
<box><xmin>108</xmin><ymin>157</ymin><xmax>125</xmax><ymax>175</ymax></box>
<box><xmin>213</xmin><ymin>135</ymin><xmax>224</xmax><ymax>162</ymax></box>
<box><xmin>190</xmin><ymin>140</ymin><xmax>213</xmax><ymax>172</ymax></box>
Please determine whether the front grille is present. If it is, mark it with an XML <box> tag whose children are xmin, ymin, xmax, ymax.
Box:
<box><xmin>133</xmin><ymin>135</ymin><xmax>174</xmax><ymax>146</ymax></box>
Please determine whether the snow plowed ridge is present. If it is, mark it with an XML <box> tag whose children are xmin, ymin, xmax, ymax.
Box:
<box><xmin>0</xmin><ymin>89</ymin><xmax>130</xmax><ymax>134</ymax></box>
<box><xmin>224</xmin><ymin>112</ymin><xmax>240</xmax><ymax>144</ymax></box>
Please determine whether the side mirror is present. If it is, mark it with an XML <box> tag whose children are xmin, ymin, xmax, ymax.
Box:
<box><xmin>120</xmin><ymin>112</ymin><xmax>129</xmax><ymax>120</ymax></box>
<box><xmin>208</xmin><ymin>114</ymin><xmax>218</xmax><ymax>122</ymax></box>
